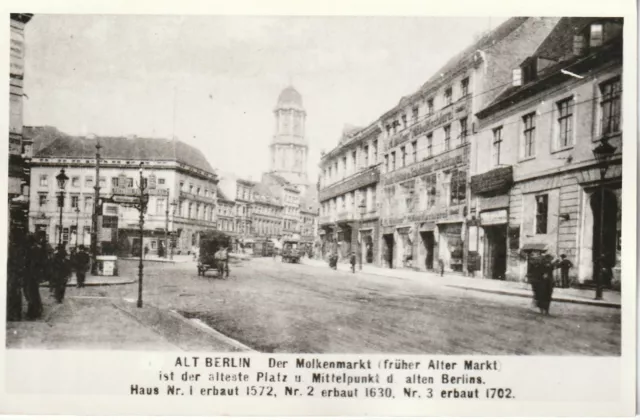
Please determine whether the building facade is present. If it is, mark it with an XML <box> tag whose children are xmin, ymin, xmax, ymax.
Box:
<box><xmin>318</xmin><ymin>123</ymin><xmax>382</xmax><ymax>264</ymax></box>
<box><xmin>269</xmin><ymin>86</ymin><xmax>310</xmax><ymax>194</ymax></box>
<box><xmin>9</xmin><ymin>13</ymin><xmax>34</xmax><ymax>232</ymax></box>
<box><xmin>376</xmin><ymin>17</ymin><xmax>559</xmax><ymax>273</ymax></box>
<box><xmin>250</xmin><ymin>182</ymin><xmax>284</xmax><ymax>243</ymax></box>
<box><xmin>473</xmin><ymin>18</ymin><xmax>623</xmax><ymax>286</ymax></box>
<box><xmin>261</xmin><ymin>172</ymin><xmax>301</xmax><ymax>241</ymax></box>
<box><xmin>29</xmin><ymin>133</ymin><xmax>218</xmax><ymax>257</ymax></box>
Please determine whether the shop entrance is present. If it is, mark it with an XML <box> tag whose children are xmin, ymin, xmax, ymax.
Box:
<box><xmin>420</xmin><ymin>231</ymin><xmax>435</xmax><ymax>270</ymax></box>
<box><xmin>382</xmin><ymin>234</ymin><xmax>394</xmax><ymax>269</ymax></box>
<box><xmin>590</xmin><ymin>189</ymin><xmax>618</xmax><ymax>287</ymax></box>
<box><xmin>361</xmin><ymin>233</ymin><xmax>374</xmax><ymax>264</ymax></box>
<box><xmin>483</xmin><ymin>225</ymin><xmax>507</xmax><ymax>280</ymax></box>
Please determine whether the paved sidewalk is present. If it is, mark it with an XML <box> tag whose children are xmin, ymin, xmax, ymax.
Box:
<box><xmin>302</xmin><ymin>258</ymin><xmax>621</xmax><ymax>308</ymax></box>
<box><xmin>7</xmin><ymin>293</ymin><xmax>250</xmax><ymax>351</ymax></box>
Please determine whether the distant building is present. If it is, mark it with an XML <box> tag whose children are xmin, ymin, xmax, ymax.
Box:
<box><xmin>29</xmin><ymin>132</ymin><xmax>218</xmax><ymax>256</ymax></box>
<box><xmin>9</xmin><ymin>13</ymin><xmax>34</xmax><ymax>232</ymax></box>
<box><xmin>261</xmin><ymin>172</ymin><xmax>301</xmax><ymax>241</ymax></box>
<box><xmin>473</xmin><ymin>18</ymin><xmax>623</xmax><ymax>285</ymax></box>
<box><xmin>216</xmin><ymin>188</ymin><xmax>236</xmax><ymax>240</ymax></box>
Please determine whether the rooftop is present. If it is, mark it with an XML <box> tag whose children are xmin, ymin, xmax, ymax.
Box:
<box><xmin>34</xmin><ymin>132</ymin><xmax>215</xmax><ymax>174</ymax></box>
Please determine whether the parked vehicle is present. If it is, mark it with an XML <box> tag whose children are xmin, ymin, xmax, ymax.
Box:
<box><xmin>197</xmin><ymin>230</ymin><xmax>231</xmax><ymax>277</ymax></box>
<box><xmin>282</xmin><ymin>240</ymin><xmax>300</xmax><ymax>263</ymax></box>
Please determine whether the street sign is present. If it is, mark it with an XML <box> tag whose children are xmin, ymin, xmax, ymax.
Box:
<box><xmin>112</xmin><ymin>195</ymin><xmax>141</xmax><ymax>204</ymax></box>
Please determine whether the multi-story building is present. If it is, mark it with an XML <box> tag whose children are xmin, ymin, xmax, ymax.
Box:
<box><xmin>299</xmin><ymin>192</ymin><xmax>319</xmax><ymax>254</ymax></box>
<box><xmin>472</xmin><ymin>18</ymin><xmax>623</xmax><ymax>286</ymax></box>
<box><xmin>216</xmin><ymin>189</ymin><xmax>236</xmax><ymax>236</ymax></box>
<box><xmin>9</xmin><ymin>13</ymin><xmax>34</xmax><ymax>232</ymax></box>
<box><xmin>29</xmin><ymin>133</ymin><xmax>218</xmax><ymax>256</ymax></box>
<box><xmin>318</xmin><ymin>123</ymin><xmax>382</xmax><ymax>263</ymax></box>
<box><xmin>261</xmin><ymin>172</ymin><xmax>301</xmax><ymax>241</ymax></box>
<box><xmin>250</xmin><ymin>182</ymin><xmax>283</xmax><ymax>240</ymax></box>
<box><xmin>234</xmin><ymin>178</ymin><xmax>255</xmax><ymax>246</ymax></box>
<box><xmin>377</xmin><ymin>17</ymin><xmax>559</xmax><ymax>272</ymax></box>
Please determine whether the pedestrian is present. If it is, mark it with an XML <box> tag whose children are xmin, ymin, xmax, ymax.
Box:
<box><xmin>555</xmin><ymin>254</ymin><xmax>573</xmax><ymax>288</ymax></box>
<box><xmin>24</xmin><ymin>233</ymin><xmax>46</xmax><ymax>319</ymax></box>
<box><xmin>528</xmin><ymin>250</ymin><xmax>555</xmax><ymax>315</ymax></box>
<box><xmin>144</xmin><ymin>245</ymin><xmax>149</xmax><ymax>260</ymax></box>
<box><xmin>438</xmin><ymin>259</ymin><xmax>445</xmax><ymax>277</ymax></box>
<box><xmin>350</xmin><ymin>252</ymin><xmax>357</xmax><ymax>273</ymax></box>
<box><xmin>51</xmin><ymin>245</ymin><xmax>71</xmax><ymax>304</ymax></box>
<box><xmin>74</xmin><ymin>245</ymin><xmax>91</xmax><ymax>288</ymax></box>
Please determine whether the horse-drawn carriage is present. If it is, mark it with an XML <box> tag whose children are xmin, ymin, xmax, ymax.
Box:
<box><xmin>197</xmin><ymin>230</ymin><xmax>231</xmax><ymax>278</ymax></box>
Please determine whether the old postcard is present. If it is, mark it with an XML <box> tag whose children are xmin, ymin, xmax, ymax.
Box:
<box><xmin>1</xmin><ymin>0</ymin><xmax>636</xmax><ymax>416</ymax></box>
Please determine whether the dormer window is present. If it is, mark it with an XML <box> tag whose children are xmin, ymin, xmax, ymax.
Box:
<box><xmin>590</xmin><ymin>23</ymin><xmax>603</xmax><ymax>47</ymax></box>
<box><xmin>522</xmin><ymin>59</ymin><xmax>538</xmax><ymax>84</ymax></box>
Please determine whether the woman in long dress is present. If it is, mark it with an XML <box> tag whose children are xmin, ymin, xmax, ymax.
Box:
<box><xmin>528</xmin><ymin>251</ymin><xmax>555</xmax><ymax>315</ymax></box>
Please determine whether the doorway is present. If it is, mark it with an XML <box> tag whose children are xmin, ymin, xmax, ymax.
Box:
<box><xmin>421</xmin><ymin>231</ymin><xmax>435</xmax><ymax>270</ymax></box>
<box><xmin>383</xmin><ymin>234</ymin><xmax>394</xmax><ymax>268</ymax></box>
<box><xmin>483</xmin><ymin>225</ymin><xmax>507</xmax><ymax>280</ymax></box>
<box><xmin>590</xmin><ymin>189</ymin><xmax>618</xmax><ymax>287</ymax></box>
<box><xmin>362</xmin><ymin>234</ymin><xmax>374</xmax><ymax>264</ymax></box>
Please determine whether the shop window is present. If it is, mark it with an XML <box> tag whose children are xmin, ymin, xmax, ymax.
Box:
<box><xmin>535</xmin><ymin>194</ymin><xmax>548</xmax><ymax>234</ymax></box>
<box><xmin>600</xmin><ymin>77</ymin><xmax>621</xmax><ymax>135</ymax></box>
<box><xmin>450</xmin><ymin>169</ymin><xmax>467</xmax><ymax>206</ymax></box>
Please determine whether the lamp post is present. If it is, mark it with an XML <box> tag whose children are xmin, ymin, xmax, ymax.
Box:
<box><xmin>74</xmin><ymin>206</ymin><xmax>80</xmax><ymax>248</ymax></box>
<box><xmin>358</xmin><ymin>200</ymin><xmax>366</xmax><ymax>270</ymax></box>
<box><xmin>55</xmin><ymin>169</ymin><xmax>69</xmax><ymax>247</ymax></box>
<box><xmin>592</xmin><ymin>139</ymin><xmax>616</xmax><ymax>300</ymax></box>
<box><xmin>136</xmin><ymin>162</ymin><xmax>149</xmax><ymax>308</ymax></box>
<box><xmin>91</xmin><ymin>139</ymin><xmax>102</xmax><ymax>274</ymax></box>
<box><xmin>169</xmin><ymin>199</ymin><xmax>177</xmax><ymax>260</ymax></box>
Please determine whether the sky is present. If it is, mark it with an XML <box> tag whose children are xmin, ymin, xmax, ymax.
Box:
<box><xmin>23</xmin><ymin>15</ymin><xmax>508</xmax><ymax>181</ymax></box>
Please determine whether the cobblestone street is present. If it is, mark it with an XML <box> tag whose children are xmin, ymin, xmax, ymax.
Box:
<box><xmin>22</xmin><ymin>258</ymin><xmax>619</xmax><ymax>355</ymax></box>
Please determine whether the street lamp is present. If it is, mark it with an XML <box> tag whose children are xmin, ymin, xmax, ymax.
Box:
<box><xmin>91</xmin><ymin>139</ymin><xmax>102</xmax><ymax>274</ymax></box>
<box><xmin>169</xmin><ymin>199</ymin><xmax>177</xmax><ymax>260</ymax></box>
<box><xmin>135</xmin><ymin>162</ymin><xmax>150</xmax><ymax>308</ymax></box>
<box><xmin>592</xmin><ymin>138</ymin><xmax>616</xmax><ymax>300</ymax></box>
<box><xmin>74</xmin><ymin>206</ymin><xmax>81</xmax><ymax>248</ymax></box>
<box><xmin>358</xmin><ymin>200</ymin><xmax>367</xmax><ymax>271</ymax></box>
<box><xmin>55</xmin><ymin>169</ymin><xmax>69</xmax><ymax>247</ymax></box>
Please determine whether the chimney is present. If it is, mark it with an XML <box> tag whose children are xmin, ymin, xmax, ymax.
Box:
<box><xmin>573</xmin><ymin>35</ymin><xmax>586</xmax><ymax>56</ymax></box>
<box><xmin>512</xmin><ymin>68</ymin><xmax>522</xmax><ymax>87</ymax></box>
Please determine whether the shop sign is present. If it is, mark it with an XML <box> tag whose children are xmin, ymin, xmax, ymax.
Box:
<box><xmin>383</xmin><ymin>144</ymin><xmax>469</xmax><ymax>186</ymax></box>
<box><xmin>480</xmin><ymin>209</ymin><xmax>508</xmax><ymax>226</ymax></box>
<box><xmin>319</xmin><ymin>166</ymin><xmax>380</xmax><ymax>202</ymax></box>
<box><xmin>381</xmin><ymin>204</ymin><xmax>464</xmax><ymax>226</ymax></box>
<box><xmin>470</xmin><ymin>166</ymin><xmax>513</xmax><ymax>195</ymax></box>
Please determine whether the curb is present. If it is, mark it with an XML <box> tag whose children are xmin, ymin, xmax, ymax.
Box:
<box><xmin>447</xmin><ymin>285</ymin><xmax>621</xmax><ymax>309</ymax></box>
<box><xmin>39</xmin><ymin>279</ymin><xmax>136</xmax><ymax>288</ymax></box>
<box><xmin>115</xmin><ymin>298</ymin><xmax>254</xmax><ymax>352</ymax></box>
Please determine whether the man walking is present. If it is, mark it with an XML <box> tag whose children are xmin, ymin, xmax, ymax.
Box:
<box><xmin>74</xmin><ymin>245</ymin><xmax>90</xmax><ymax>288</ymax></box>
<box><xmin>51</xmin><ymin>245</ymin><xmax>71</xmax><ymax>303</ymax></box>
<box><xmin>350</xmin><ymin>251</ymin><xmax>357</xmax><ymax>273</ymax></box>
<box><xmin>556</xmin><ymin>254</ymin><xmax>573</xmax><ymax>288</ymax></box>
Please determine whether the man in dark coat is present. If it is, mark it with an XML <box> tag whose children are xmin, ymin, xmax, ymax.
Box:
<box><xmin>527</xmin><ymin>250</ymin><xmax>555</xmax><ymax>315</ymax></box>
<box><xmin>24</xmin><ymin>233</ymin><xmax>46</xmax><ymax>320</ymax></box>
<box><xmin>52</xmin><ymin>245</ymin><xmax>71</xmax><ymax>303</ymax></box>
<box><xmin>74</xmin><ymin>245</ymin><xmax>91</xmax><ymax>288</ymax></box>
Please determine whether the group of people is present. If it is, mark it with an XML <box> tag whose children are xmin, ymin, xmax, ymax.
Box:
<box><xmin>7</xmin><ymin>229</ymin><xmax>91</xmax><ymax>321</ymax></box>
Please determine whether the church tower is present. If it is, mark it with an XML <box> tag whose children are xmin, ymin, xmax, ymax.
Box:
<box><xmin>269</xmin><ymin>86</ymin><xmax>309</xmax><ymax>193</ymax></box>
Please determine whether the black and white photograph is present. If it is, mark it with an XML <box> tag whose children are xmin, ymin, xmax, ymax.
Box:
<box><xmin>2</xmin><ymin>0</ymin><xmax>636</xmax><ymax>416</ymax></box>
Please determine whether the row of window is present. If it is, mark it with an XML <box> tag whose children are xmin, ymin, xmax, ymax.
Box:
<box><xmin>490</xmin><ymin>77</ymin><xmax>621</xmax><ymax>166</ymax></box>
<box><xmin>322</xmin><ymin>140</ymin><xmax>379</xmax><ymax>187</ymax></box>
<box><xmin>320</xmin><ymin>186</ymin><xmax>376</xmax><ymax>218</ymax></box>
<box><xmin>384</xmin><ymin>117</ymin><xmax>468</xmax><ymax>173</ymax></box>
<box><xmin>384</xmin><ymin>77</ymin><xmax>469</xmax><ymax>136</ymax></box>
